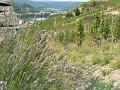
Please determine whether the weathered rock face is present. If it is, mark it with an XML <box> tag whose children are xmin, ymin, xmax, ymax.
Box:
<box><xmin>0</xmin><ymin>0</ymin><xmax>12</xmax><ymax>6</ymax></box>
<box><xmin>0</xmin><ymin>0</ymin><xmax>18</xmax><ymax>44</ymax></box>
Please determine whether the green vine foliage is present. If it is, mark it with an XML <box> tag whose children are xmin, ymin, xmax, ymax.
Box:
<box><xmin>90</xmin><ymin>24</ymin><xmax>99</xmax><ymax>39</ymax></box>
<box><xmin>113</xmin><ymin>17</ymin><xmax>120</xmax><ymax>42</ymax></box>
<box><xmin>58</xmin><ymin>30</ymin><xmax>70</xmax><ymax>45</ymax></box>
<box><xmin>100</xmin><ymin>17</ymin><xmax>110</xmax><ymax>40</ymax></box>
<box><xmin>76</xmin><ymin>19</ymin><xmax>85</xmax><ymax>47</ymax></box>
<box><xmin>90</xmin><ymin>13</ymin><xmax>102</xmax><ymax>47</ymax></box>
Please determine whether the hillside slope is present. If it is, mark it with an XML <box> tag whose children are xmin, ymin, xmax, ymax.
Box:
<box><xmin>1</xmin><ymin>0</ymin><xmax>120</xmax><ymax>90</ymax></box>
<box><xmin>13</xmin><ymin>1</ymin><xmax>38</xmax><ymax>13</ymax></box>
<box><xmin>13</xmin><ymin>0</ymin><xmax>82</xmax><ymax>10</ymax></box>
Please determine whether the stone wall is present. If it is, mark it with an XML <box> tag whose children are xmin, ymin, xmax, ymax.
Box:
<box><xmin>0</xmin><ymin>0</ymin><xmax>18</xmax><ymax>44</ymax></box>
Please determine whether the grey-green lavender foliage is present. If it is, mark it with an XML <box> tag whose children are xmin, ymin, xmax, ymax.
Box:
<box><xmin>0</xmin><ymin>28</ymin><xmax>87</xmax><ymax>90</ymax></box>
<box><xmin>0</xmin><ymin>29</ymin><xmax>65</xmax><ymax>90</ymax></box>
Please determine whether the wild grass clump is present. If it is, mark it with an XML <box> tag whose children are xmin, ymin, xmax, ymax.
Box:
<box><xmin>92</xmin><ymin>54</ymin><xmax>110</xmax><ymax>66</ymax></box>
<box><xmin>111</xmin><ymin>60</ymin><xmax>120</xmax><ymax>70</ymax></box>
<box><xmin>102</xmin><ymin>69</ymin><xmax>111</xmax><ymax>76</ymax></box>
<box><xmin>87</xmin><ymin>80</ymin><xmax>113</xmax><ymax>90</ymax></box>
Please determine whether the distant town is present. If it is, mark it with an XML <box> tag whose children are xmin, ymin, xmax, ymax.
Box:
<box><xmin>17</xmin><ymin>7</ymin><xmax>67</xmax><ymax>26</ymax></box>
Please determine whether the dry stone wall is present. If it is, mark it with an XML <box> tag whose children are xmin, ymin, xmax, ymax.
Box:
<box><xmin>0</xmin><ymin>0</ymin><xmax>18</xmax><ymax>44</ymax></box>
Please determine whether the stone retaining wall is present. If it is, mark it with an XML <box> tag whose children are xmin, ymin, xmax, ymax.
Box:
<box><xmin>0</xmin><ymin>0</ymin><xmax>18</xmax><ymax>44</ymax></box>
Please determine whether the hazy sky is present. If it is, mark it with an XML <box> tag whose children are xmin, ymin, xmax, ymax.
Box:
<box><xmin>30</xmin><ymin>0</ymin><xmax>90</xmax><ymax>2</ymax></box>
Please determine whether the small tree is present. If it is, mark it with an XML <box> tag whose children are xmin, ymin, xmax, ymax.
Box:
<box><xmin>76</xmin><ymin>19</ymin><xmax>84</xmax><ymax>47</ymax></box>
<box><xmin>75</xmin><ymin>8</ymin><xmax>80</xmax><ymax>16</ymax></box>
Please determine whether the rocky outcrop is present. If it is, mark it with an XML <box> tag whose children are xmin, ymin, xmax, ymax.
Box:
<box><xmin>0</xmin><ymin>81</ymin><xmax>7</xmax><ymax>90</ymax></box>
<box><xmin>0</xmin><ymin>0</ymin><xmax>12</xmax><ymax>6</ymax></box>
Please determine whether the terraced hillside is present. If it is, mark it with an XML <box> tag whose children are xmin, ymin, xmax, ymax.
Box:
<box><xmin>1</xmin><ymin>0</ymin><xmax>120</xmax><ymax>90</ymax></box>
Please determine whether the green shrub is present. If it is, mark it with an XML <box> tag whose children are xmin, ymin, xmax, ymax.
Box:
<box><xmin>65</xmin><ymin>12</ymin><xmax>73</xmax><ymax>17</ymax></box>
